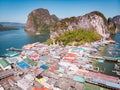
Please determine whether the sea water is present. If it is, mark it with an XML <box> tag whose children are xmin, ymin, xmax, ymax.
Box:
<box><xmin>0</xmin><ymin>27</ymin><xmax>49</xmax><ymax>55</ymax></box>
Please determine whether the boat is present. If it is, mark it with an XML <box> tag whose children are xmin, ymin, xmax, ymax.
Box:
<box><xmin>112</xmin><ymin>70</ymin><xmax>120</xmax><ymax>76</ymax></box>
<box><xmin>6</xmin><ymin>47</ymin><xmax>22</xmax><ymax>52</ymax></box>
<box><xmin>97</xmin><ymin>59</ymin><xmax>104</xmax><ymax>63</ymax></box>
<box><xmin>35</xmin><ymin>32</ymin><xmax>40</xmax><ymax>35</ymax></box>
<box><xmin>116</xmin><ymin>71</ymin><xmax>120</xmax><ymax>76</ymax></box>
<box><xmin>114</xmin><ymin>64</ymin><xmax>119</xmax><ymax>70</ymax></box>
<box><xmin>107</xmin><ymin>40</ymin><xmax>116</xmax><ymax>44</ymax></box>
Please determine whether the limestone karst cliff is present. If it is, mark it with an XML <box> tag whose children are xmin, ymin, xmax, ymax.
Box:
<box><xmin>25</xmin><ymin>8</ymin><xmax>59</xmax><ymax>33</ymax></box>
<box><xmin>113</xmin><ymin>15</ymin><xmax>120</xmax><ymax>32</ymax></box>
<box><xmin>25</xmin><ymin>9</ymin><xmax>112</xmax><ymax>40</ymax></box>
<box><xmin>50</xmin><ymin>11</ymin><xmax>110</xmax><ymax>39</ymax></box>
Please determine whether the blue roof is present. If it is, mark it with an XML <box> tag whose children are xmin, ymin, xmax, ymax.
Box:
<box><xmin>17</xmin><ymin>61</ymin><xmax>30</xmax><ymax>69</ymax></box>
<box><xmin>92</xmin><ymin>78</ymin><xmax>120</xmax><ymax>88</ymax></box>
<box><xmin>39</xmin><ymin>57</ymin><xmax>46</xmax><ymax>61</ymax></box>
<box><xmin>9</xmin><ymin>57</ymin><xmax>18</xmax><ymax>63</ymax></box>
<box><xmin>40</xmin><ymin>64</ymin><xmax>49</xmax><ymax>69</ymax></box>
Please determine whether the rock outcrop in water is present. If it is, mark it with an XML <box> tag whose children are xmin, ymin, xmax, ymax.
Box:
<box><xmin>0</xmin><ymin>23</ymin><xmax>19</xmax><ymax>31</ymax></box>
<box><xmin>51</xmin><ymin>11</ymin><xmax>110</xmax><ymax>39</ymax></box>
<box><xmin>25</xmin><ymin>8</ymin><xmax>59</xmax><ymax>33</ymax></box>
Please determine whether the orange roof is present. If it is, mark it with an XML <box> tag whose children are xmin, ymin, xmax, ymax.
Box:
<box><xmin>32</xmin><ymin>87</ymin><xmax>51</xmax><ymax>90</ymax></box>
<box><xmin>7</xmin><ymin>77</ymin><xmax>13</xmax><ymax>81</ymax></box>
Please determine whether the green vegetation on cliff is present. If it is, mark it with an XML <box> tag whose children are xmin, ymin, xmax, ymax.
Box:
<box><xmin>90</xmin><ymin>11</ymin><xmax>108</xmax><ymax>27</ymax></box>
<box><xmin>46</xmin><ymin>29</ymin><xmax>101</xmax><ymax>46</ymax></box>
<box><xmin>109</xmin><ymin>27</ymin><xmax>116</xmax><ymax>34</ymax></box>
<box><xmin>52</xmin><ymin>16</ymin><xmax>78</xmax><ymax>32</ymax></box>
<box><xmin>90</xmin><ymin>11</ymin><xmax>116</xmax><ymax>34</ymax></box>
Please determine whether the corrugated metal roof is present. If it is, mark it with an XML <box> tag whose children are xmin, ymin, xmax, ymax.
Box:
<box><xmin>92</xmin><ymin>78</ymin><xmax>120</xmax><ymax>89</ymax></box>
<box><xmin>17</xmin><ymin>61</ymin><xmax>30</xmax><ymax>69</ymax></box>
<box><xmin>0</xmin><ymin>58</ymin><xmax>10</xmax><ymax>68</ymax></box>
<box><xmin>24</xmin><ymin>58</ymin><xmax>37</xmax><ymax>66</ymax></box>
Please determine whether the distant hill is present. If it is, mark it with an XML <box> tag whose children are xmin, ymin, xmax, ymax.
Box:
<box><xmin>0</xmin><ymin>22</ymin><xmax>25</xmax><ymax>28</ymax></box>
<box><xmin>0</xmin><ymin>24</ymin><xmax>3</xmax><ymax>27</ymax></box>
<box><xmin>0</xmin><ymin>22</ymin><xmax>25</xmax><ymax>31</ymax></box>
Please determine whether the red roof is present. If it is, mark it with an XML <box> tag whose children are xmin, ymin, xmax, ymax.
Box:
<box><xmin>30</xmin><ymin>53</ymin><xmax>39</xmax><ymax>60</ymax></box>
<box><xmin>66</xmin><ymin>53</ymin><xmax>77</xmax><ymax>57</ymax></box>
<box><xmin>88</xmin><ymin>71</ymin><xmax>119</xmax><ymax>81</ymax></box>
<box><xmin>50</xmin><ymin>66</ymin><xmax>57</xmax><ymax>72</ymax></box>
<box><xmin>61</xmin><ymin>57</ymin><xmax>74</xmax><ymax>62</ymax></box>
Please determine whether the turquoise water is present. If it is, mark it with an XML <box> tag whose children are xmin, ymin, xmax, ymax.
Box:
<box><xmin>0</xmin><ymin>28</ymin><xmax>49</xmax><ymax>55</ymax></box>
<box><xmin>94</xmin><ymin>32</ymin><xmax>120</xmax><ymax>78</ymax></box>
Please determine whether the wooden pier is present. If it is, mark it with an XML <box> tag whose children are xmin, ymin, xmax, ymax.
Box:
<box><xmin>6</xmin><ymin>47</ymin><xmax>23</xmax><ymax>52</ymax></box>
<box><xmin>89</xmin><ymin>55</ymin><xmax>120</xmax><ymax>62</ymax></box>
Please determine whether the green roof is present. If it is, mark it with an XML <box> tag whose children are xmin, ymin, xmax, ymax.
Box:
<box><xmin>0</xmin><ymin>59</ymin><xmax>10</xmax><ymax>68</ymax></box>
<box><xmin>84</xmin><ymin>83</ymin><xmax>109</xmax><ymax>90</ymax></box>
<box><xmin>24</xmin><ymin>58</ymin><xmax>37</xmax><ymax>66</ymax></box>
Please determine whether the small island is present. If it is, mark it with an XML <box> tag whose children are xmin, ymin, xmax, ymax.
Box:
<box><xmin>0</xmin><ymin>27</ymin><xmax>18</xmax><ymax>31</ymax></box>
<box><xmin>0</xmin><ymin>24</ymin><xmax>18</xmax><ymax>31</ymax></box>
<box><xmin>0</xmin><ymin>22</ymin><xmax>25</xmax><ymax>31</ymax></box>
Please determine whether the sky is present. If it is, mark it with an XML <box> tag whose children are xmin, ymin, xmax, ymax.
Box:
<box><xmin>0</xmin><ymin>0</ymin><xmax>120</xmax><ymax>23</ymax></box>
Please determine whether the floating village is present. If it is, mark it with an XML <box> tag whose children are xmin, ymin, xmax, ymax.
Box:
<box><xmin>0</xmin><ymin>40</ymin><xmax>120</xmax><ymax>90</ymax></box>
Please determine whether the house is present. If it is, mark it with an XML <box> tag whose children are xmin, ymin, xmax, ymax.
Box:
<box><xmin>0</xmin><ymin>69</ymin><xmax>14</xmax><ymax>79</ymax></box>
<box><xmin>24</xmin><ymin>58</ymin><xmax>37</xmax><ymax>66</ymax></box>
<box><xmin>0</xmin><ymin>58</ymin><xmax>11</xmax><ymax>70</ymax></box>
<box><xmin>0</xmin><ymin>85</ymin><xmax>4</xmax><ymax>90</ymax></box>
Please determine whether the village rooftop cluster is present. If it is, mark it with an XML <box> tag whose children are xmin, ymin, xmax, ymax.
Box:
<box><xmin>0</xmin><ymin>40</ymin><xmax>120</xmax><ymax>90</ymax></box>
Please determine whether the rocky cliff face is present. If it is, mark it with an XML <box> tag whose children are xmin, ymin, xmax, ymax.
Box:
<box><xmin>108</xmin><ymin>15</ymin><xmax>120</xmax><ymax>33</ymax></box>
<box><xmin>113</xmin><ymin>15</ymin><xmax>120</xmax><ymax>31</ymax></box>
<box><xmin>108</xmin><ymin>18</ymin><xmax>116</xmax><ymax>34</ymax></box>
<box><xmin>25</xmin><ymin>8</ymin><xmax>59</xmax><ymax>32</ymax></box>
<box><xmin>25</xmin><ymin>9</ymin><xmax>110</xmax><ymax>39</ymax></box>
<box><xmin>51</xmin><ymin>11</ymin><xmax>110</xmax><ymax>39</ymax></box>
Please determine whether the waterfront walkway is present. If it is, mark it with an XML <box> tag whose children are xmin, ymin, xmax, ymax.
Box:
<box><xmin>89</xmin><ymin>55</ymin><xmax>120</xmax><ymax>62</ymax></box>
